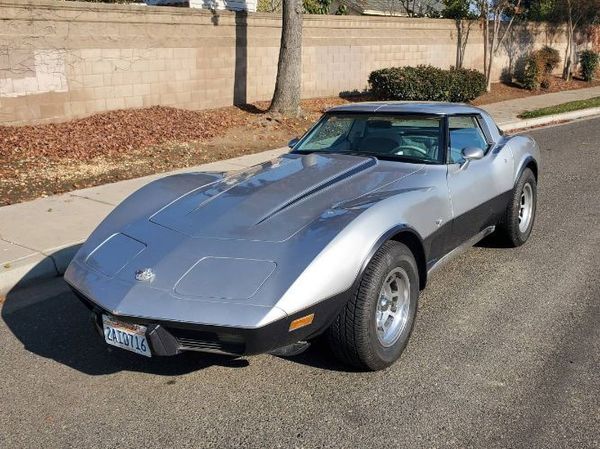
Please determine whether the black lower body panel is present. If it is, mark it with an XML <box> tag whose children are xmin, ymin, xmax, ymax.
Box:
<box><xmin>71</xmin><ymin>287</ymin><xmax>349</xmax><ymax>357</ymax></box>
<box><xmin>424</xmin><ymin>189</ymin><xmax>512</xmax><ymax>271</ymax></box>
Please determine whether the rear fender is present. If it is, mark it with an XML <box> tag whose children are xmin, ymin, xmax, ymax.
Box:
<box><xmin>507</xmin><ymin>135</ymin><xmax>541</xmax><ymax>185</ymax></box>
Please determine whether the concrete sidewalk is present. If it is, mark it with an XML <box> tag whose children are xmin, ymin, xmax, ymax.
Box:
<box><xmin>0</xmin><ymin>147</ymin><xmax>287</xmax><ymax>295</ymax></box>
<box><xmin>483</xmin><ymin>85</ymin><xmax>600</xmax><ymax>127</ymax></box>
<box><xmin>2</xmin><ymin>87</ymin><xmax>600</xmax><ymax>295</ymax></box>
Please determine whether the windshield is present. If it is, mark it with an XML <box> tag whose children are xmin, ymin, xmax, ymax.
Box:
<box><xmin>293</xmin><ymin>113</ymin><xmax>444</xmax><ymax>164</ymax></box>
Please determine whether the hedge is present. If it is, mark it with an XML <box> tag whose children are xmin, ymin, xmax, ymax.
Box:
<box><xmin>580</xmin><ymin>50</ymin><xmax>600</xmax><ymax>82</ymax></box>
<box><xmin>368</xmin><ymin>65</ymin><xmax>487</xmax><ymax>103</ymax></box>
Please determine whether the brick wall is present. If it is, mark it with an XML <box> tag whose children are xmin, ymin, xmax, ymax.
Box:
<box><xmin>0</xmin><ymin>0</ymin><xmax>569</xmax><ymax>125</ymax></box>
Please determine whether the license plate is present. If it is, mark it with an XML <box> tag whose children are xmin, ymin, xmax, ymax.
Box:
<box><xmin>102</xmin><ymin>315</ymin><xmax>151</xmax><ymax>357</ymax></box>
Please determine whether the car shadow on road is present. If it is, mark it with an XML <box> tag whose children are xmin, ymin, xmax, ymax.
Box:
<box><xmin>2</xmin><ymin>274</ymin><xmax>358</xmax><ymax>375</ymax></box>
<box><xmin>1</xmin><ymin>274</ymin><xmax>249</xmax><ymax>376</ymax></box>
<box><xmin>1</xmin><ymin>245</ymin><xmax>361</xmax><ymax>375</ymax></box>
<box><xmin>475</xmin><ymin>232</ymin><xmax>516</xmax><ymax>249</ymax></box>
<box><xmin>274</xmin><ymin>337</ymin><xmax>366</xmax><ymax>373</ymax></box>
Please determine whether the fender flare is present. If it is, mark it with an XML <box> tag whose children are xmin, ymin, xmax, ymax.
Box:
<box><xmin>515</xmin><ymin>155</ymin><xmax>538</xmax><ymax>185</ymax></box>
<box><xmin>353</xmin><ymin>224</ymin><xmax>427</xmax><ymax>291</ymax></box>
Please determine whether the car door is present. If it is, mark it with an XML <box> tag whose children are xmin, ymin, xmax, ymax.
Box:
<box><xmin>446</xmin><ymin>114</ymin><xmax>513</xmax><ymax>250</ymax></box>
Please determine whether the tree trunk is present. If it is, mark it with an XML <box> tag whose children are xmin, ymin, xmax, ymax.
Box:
<box><xmin>567</xmin><ymin>19</ymin><xmax>575</xmax><ymax>81</ymax></box>
<box><xmin>458</xmin><ymin>21</ymin><xmax>472</xmax><ymax>69</ymax></box>
<box><xmin>563</xmin><ymin>2</ymin><xmax>574</xmax><ymax>81</ymax></box>
<box><xmin>483</xmin><ymin>18</ymin><xmax>489</xmax><ymax>81</ymax></box>
<box><xmin>563</xmin><ymin>34</ymin><xmax>571</xmax><ymax>79</ymax></box>
<box><xmin>487</xmin><ymin>18</ymin><xmax>498</xmax><ymax>92</ymax></box>
<box><xmin>456</xmin><ymin>20</ymin><xmax>463</xmax><ymax>69</ymax></box>
<box><xmin>269</xmin><ymin>0</ymin><xmax>303</xmax><ymax>115</ymax></box>
<box><xmin>482</xmin><ymin>0</ymin><xmax>521</xmax><ymax>92</ymax></box>
<box><xmin>483</xmin><ymin>17</ymin><xmax>493</xmax><ymax>92</ymax></box>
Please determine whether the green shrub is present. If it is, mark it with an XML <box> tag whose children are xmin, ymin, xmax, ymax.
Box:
<box><xmin>368</xmin><ymin>65</ymin><xmax>486</xmax><ymax>103</ymax></box>
<box><xmin>521</xmin><ymin>53</ymin><xmax>542</xmax><ymax>90</ymax></box>
<box><xmin>450</xmin><ymin>68</ymin><xmax>488</xmax><ymax>102</ymax></box>
<box><xmin>538</xmin><ymin>46</ymin><xmax>561</xmax><ymax>73</ymax></box>
<box><xmin>303</xmin><ymin>0</ymin><xmax>332</xmax><ymax>14</ymax></box>
<box><xmin>517</xmin><ymin>46</ymin><xmax>561</xmax><ymax>90</ymax></box>
<box><xmin>579</xmin><ymin>50</ymin><xmax>600</xmax><ymax>82</ymax></box>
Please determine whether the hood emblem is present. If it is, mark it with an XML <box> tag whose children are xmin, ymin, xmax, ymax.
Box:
<box><xmin>135</xmin><ymin>268</ymin><xmax>155</xmax><ymax>282</ymax></box>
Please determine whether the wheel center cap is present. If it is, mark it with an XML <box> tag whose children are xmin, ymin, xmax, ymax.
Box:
<box><xmin>379</xmin><ymin>296</ymin><xmax>390</xmax><ymax>309</ymax></box>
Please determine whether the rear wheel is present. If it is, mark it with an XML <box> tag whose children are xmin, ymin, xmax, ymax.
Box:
<box><xmin>497</xmin><ymin>168</ymin><xmax>537</xmax><ymax>247</ymax></box>
<box><xmin>327</xmin><ymin>241</ymin><xmax>419</xmax><ymax>371</ymax></box>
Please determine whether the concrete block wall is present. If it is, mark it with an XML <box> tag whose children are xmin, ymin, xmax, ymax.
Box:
<box><xmin>0</xmin><ymin>0</ymin><xmax>569</xmax><ymax>125</ymax></box>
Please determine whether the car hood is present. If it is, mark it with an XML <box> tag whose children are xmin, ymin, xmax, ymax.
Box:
<box><xmin>65</xmin><ymin>152</ymin><xmax>430</xmax><ymax>324</ymax></box>
<box><xmin>149</xmin><ymin>152</ymin><xmax>415</xmax><ymax>242</ymax></box>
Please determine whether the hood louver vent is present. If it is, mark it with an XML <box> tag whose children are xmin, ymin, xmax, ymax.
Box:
<box><xmin>254</xmin><ymin>156</ymin><xmax>377</xmax><ymax>225</ymax></box>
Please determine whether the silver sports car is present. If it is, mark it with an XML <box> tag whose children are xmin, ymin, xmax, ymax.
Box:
<box><xmin>65</xmin><ymin>102</ymin><xmax>540</xmax><ymax>371</ymax></box>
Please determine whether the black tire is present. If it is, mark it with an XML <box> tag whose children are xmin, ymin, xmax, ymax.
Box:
<box><xmin>497</xmin><ymin>168</ymin><xmax>537</xmax><ymax>247</ymax></box>
<box><xmin>327</xmin><ymin>241</ymin><xmax>419</xmax><ymax>371</ymax></box>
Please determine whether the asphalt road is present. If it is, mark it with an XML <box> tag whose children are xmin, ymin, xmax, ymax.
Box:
<box><xmin>1</xmin><ymin>118</ymin><xmax>599</xmax><ymax>449</ymax></box>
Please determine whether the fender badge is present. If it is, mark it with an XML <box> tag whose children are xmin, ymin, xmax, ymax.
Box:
<box><xmin>135</xmin><ymin>268</ymin><xmax>155</xmax><ymax>282</ymax></box>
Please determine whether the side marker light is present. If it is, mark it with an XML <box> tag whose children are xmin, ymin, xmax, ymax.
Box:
<box><xmin>289</xmin><ymin>313</ymin><xmax>314</xmax><ymax>331</ymax></box>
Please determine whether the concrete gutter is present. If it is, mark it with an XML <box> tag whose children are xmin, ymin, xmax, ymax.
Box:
<box><xmin>500</xmin><ymin>107</ymin><xmax>600</xmax><ymax>133</ymax></box>
<box><xmin>2</xmin><ymin>106</ymin><xmax>600</xmax><ymax>297</ymax></box>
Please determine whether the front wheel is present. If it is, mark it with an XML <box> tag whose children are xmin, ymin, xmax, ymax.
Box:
<box><xmin>497</xmin><ymin>168</ymin><xmax>537</xmax><ymax>247</ymax></box>
<box><xmin>327</xmin><ymin>241</ymin><xmax>419</xmax><ymax>371</ymax></box>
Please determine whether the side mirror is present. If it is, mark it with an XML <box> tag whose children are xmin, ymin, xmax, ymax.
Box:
<box><xmin>459</xmin><ymin>147</ymin><xmax>484</xmax><ymax>170</ymax></box>
<box><xmin>288</xmin><ymin>137</ymin><xmax>300</xmax><ymax>149</ymax></box>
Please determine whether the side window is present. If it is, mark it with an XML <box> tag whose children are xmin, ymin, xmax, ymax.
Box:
<box><xmin>448</xmin><ymin>116</ymin><xmax>489</xmax><ymax>164</ymax></box>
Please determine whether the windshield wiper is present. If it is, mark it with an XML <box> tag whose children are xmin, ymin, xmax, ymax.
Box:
<box><xmin>340</xmin><ymin>151</ymin><xmax>436</xmax><ymax>164</ymax></box>
<box><xmin>293</xmin><ymin>149</ymin><xmax>435</xmax><ymax>164</ymax></box>
<box><xmin>293</xmin><ymin>149</ymin><xmax>338</xmax><ymax>155</ymax></box>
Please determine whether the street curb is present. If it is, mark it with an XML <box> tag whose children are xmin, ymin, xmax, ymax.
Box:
<box><xmin>0</xmin><ymin>254</ymin><xmax>57</xmax><ymax>298</ymax></box>
<box><xmin>500</xmin><ymin>107</ymin><xmax>600</xmax><ymax>132</ymax></box>
<box><xmin>0</xmin><ymin>243</ymin><xmax>82</xmax><ymax>298</ymax></box>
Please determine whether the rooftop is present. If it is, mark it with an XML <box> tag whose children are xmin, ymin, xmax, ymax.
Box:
<box><xmin>344</xmin><ymin>0</ymin><xmax>444</xmax><ymax>16</ymax></box>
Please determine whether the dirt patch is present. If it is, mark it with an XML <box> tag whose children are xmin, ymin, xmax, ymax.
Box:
<box><xmin>0</xmin><ymin>97</ymin><xmax>350</xmax><ymax>206</ymax></box>
<box><xmin>2</xmin><ymin>78</ymin><xmax>599</xmax><ymax>206</ymax></box>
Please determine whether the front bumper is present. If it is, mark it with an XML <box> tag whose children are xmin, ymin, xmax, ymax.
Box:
<box><xmin>71</xmin><ymin>287</ymin><xmax>348</xmax><ymax>356</ymax></box>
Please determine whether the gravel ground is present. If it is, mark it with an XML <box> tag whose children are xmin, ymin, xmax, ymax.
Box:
<box><xmin>0</xmin><ymin>118</ymin><xmax>599</xmax><ymax>449</ymax></box>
